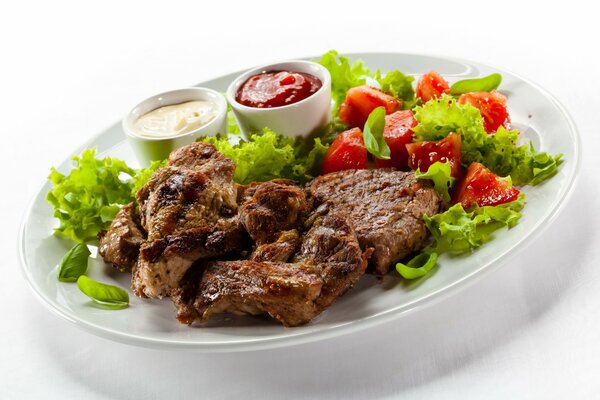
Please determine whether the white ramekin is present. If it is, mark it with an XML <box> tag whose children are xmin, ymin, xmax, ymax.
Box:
<box><xmin>226</xmin><ymin>60</ymin><xmax>331</xmax><ymax>138</ymax></box>
<box><xmin>123</xmin><ymin>87</ymin><xmax>227</xmax><ymax>166</ymax></box>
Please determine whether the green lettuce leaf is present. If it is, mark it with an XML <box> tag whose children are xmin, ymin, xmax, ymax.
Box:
<box><xmin>423</xmin><ymin>194</ymin><xmax>525</xmax><ymax>254</ymax></box>
<box><xmin>412</xmin><ymin>95</ymin><xmax>488</xmax><ymax>153</ymax></box>
<box><xmin>375</xmin><ymin>69</ymin><xmax>416</xmax><ymax>105</ymax></box>
<box><xmin>47</xmin><ymin>149</ymin><xmax>136</xmax><ymax>242</ymax></box>
<box><xmin>317</xmin><ymin>50</ymin><xmax>371</xmax><ymax>113</ymax></box>
<box><xmin>412</xmin><ymin>96</ymin><xmax>563</xmax><ymax>185</ymax></box>
<box><xmin>318</xmin><ymin>50</ymin><xmax>416</xmax><ymax>114</ymax></box>
<box><xmin>46</xmin><ymin>148</ymin><xmax>165</xmax><ymax>243</ymax></box>
<box><xmin>415</xmin><ymin>161</ymin><xmax>455</xmax><ymax>202</ymax></box>
<box><xmin>201</xmin><ymin>128</ymin><xmax>329</xmax><ymax>184</ymax></box>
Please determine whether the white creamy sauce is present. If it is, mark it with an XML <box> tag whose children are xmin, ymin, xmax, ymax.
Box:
<box><xmin>133</xmin><ymin>100</ymin><xmax>217</xmax><ymax>138</ymax></box>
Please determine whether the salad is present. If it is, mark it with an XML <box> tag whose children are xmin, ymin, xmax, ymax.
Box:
<box><xmin>46</xmin><ymin>50</ymin><xmax>562</xmax><ymax>309</ymax></box>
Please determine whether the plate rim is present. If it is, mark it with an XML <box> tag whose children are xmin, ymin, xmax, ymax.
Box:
<box><xmin>17</xmin><ymin>52</ymin><xmax>582</xmax><ymax>351</ymax></box>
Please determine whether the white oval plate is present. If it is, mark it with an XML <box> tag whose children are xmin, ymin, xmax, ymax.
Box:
<box><xmin>18</xmin><ymin>53</ymin><xmax>580</xmax><ymax>351</ymax></box>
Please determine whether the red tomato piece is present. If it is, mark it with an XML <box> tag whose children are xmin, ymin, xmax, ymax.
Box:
<box><xmin>406</xmin><ymin>132</ymin><xmax>462</xmax><ymax>177</ymax></box>
<box><xmin>454</xmin><ymin>162</ymin><xmax>520</xmax><ymax>208</ymax></box>
<box><xmin>321</xmin><ymin>128</ymin><xmax>368</xmax><ymax>174</ymax></box>
<box><xmin>339</xmin><ymin>85</ymin><xmax>400</xmax><ymax>128</ymax></box>
<box><xmin>458</xmin><ymin>91</ymin><xmax>511</xmax><ymax>133</ymax></box>
<box><xmin>415</xmin><ymin>71</ymin><xmax>451</xmax><ymax>103</ymax></box>
<box><xmin>375</xmin><ymin>110</ymin><xmax>417</xmax><ymax>170</ymax></box>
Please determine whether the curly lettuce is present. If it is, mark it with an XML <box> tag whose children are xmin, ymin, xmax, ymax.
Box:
<box><xmin>424</xmin><ymin>194</ymin><xmax>525</xmax><ymax>254</ymax></box>
<box><xmin>47</xmin><ymin>149</ymin><xmax>162</xmax><ymax>243</ymax></box>
<box><xmin>201</xmin><ymin>128</ymin><xmax>328</xmax><ymax>184</ymax></box>
<box><xmin>412</xmin><ymin>96</ymin><xmax>562</xmax><ymax>185</ymax></box>
<box><xmin>317</xmin><ymin>50</ymin><xmax>415</xmax><ymax>114</ymax></box>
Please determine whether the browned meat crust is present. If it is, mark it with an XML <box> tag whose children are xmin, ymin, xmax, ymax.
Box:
<box><xmin>307</xmin><ymin>169</ymin><xmax>444</xmax><ymax>274</ymax></box>
<box><xmin>172</xmin><ymin>212</ymin><xmax>368</xmax><ymax>327</ymax></box>
<box><xmin>99</xmin><ymin>143</ymin><xmax>443</xmax><ymax>328</ymax></box>
<box><xmin>132</xmin><ymin>142</ymin><xmax>247</xmax><ymax>298</ymax></box>
<box><xmin>249</xmin><ymin>230</ymin><xmax>301</xmax><ymax>263</ymax></box>
<box><xmin>97</xmin><ymin>203</ymin><xmax>145</xmax><ymax>271</ymax></box>
<box><xmin>239</xmin><ymin>180</ymin><xmax>307</xmax><ymax>244</ymax></box>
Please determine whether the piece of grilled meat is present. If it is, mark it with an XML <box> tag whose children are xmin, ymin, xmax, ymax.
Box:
<box><xmin>132</xmin><ymin>142</ymin><xmax>246</xmax><ymax>299</ymax></box>
<box><xmin>307</xmin><ymin>169</ymin><xmax>444</xmax><ymax>274</ymax></box>
<box><xmin>239</xmin><ymin>180</ymin><xmax>307</xmax><ymax>245</ymax></box>
<box><xmin>172</xmin><ymin>211</ymin><xmax>368</xmax><ymax>327</ymax></box>
<box><xmin>98</xmin><ymin>202</ymin><xmax>145</xmax><ymax>271</ymax></box>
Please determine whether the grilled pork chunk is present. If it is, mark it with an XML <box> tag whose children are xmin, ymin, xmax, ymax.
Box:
<box><xmin>132</xmin><ymin>142</ymin><xmax>246</xmax><ymax>298</ymax></box>
<box><xmin>307</xmin><ymin>169</ymin><xmax>444</xmax><ymax>274</ymax></box>
<box><xmin>98</xmin><ymin>202</ymin><xmax>145</xmax><ymax>271</ymax></box>
<box><xmin>172</xmin><ymin>212</ymin><xmax>368</xmax><ymax>327</ymax></box>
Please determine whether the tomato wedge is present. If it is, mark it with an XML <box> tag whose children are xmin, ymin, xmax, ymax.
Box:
<box><xmin>374</xmin><ymin>110</ymin><xmax>417</xmax><ymax>170</ymax></box>
<box><xmin>406</xmin><ymin>132</ymin><xmax>462</xmax><ymax>177</ymax></box>
<box><xmin>454</xmin><ymin>162</ymin><xmax>520</xmax><ymax>208</ymax></box>
<box><xmin>416</xmin><ymin>71</ymin><xmax>451</xmax><ymax>103</ymax></box>
<box><xmin>321</xmin><ymin>128</ymin><xmax>368</xmax><ymax>174</ymax></box>
<box><xmin>339</xmin><ymin>85</ymin><xmax>400</xmax><ymax>128</ymax></box>
<box><xmin>458</xmin><ymin>91</ymin><xmax>511</xmax><ymax>133</ymax></box>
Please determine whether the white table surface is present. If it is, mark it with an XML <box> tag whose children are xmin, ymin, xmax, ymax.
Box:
<box><xmin>2</xmin><ymin>1</ymin><xmax>599</xmax><ymax>399</ymax></box>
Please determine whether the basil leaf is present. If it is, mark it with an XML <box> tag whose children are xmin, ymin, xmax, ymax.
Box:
<box><xmin>450</xmin><ymin>73</ymin><xmax>502</xmax><ymax>95</ymax></box>
<box><xmin>57</xmin><ymin>243</ymin><xmax>90</xmax><ymax>282</ymax></box>
<box><xmin>415</xmin><ymin>161</ymin><xmax>455</xmax><ymax>202</ymax></box>
<box><xmin>396</xmin><ymin>252</ymin><xmax>438</xmax><ymax>279</ymax></box>
<box><xmin>77</xmin><ymin>275</ymin><xmax>129</xmax><ymax>309</ymax></box>
<box><xmin>363</xmin><ymin>106</ymin><xmax>390</xmax><ymax>160</ymax></box>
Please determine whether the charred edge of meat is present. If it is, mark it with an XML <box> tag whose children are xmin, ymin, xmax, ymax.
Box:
<box><xmin>98</xmin><ymin>202</ymin><xmax>146</xmax><ymax>271</ymax></box>
<box><xmin>306</xmin><ymin>169</ymin><xmax>444</xmax><ymax>275</ymax></box>
<box><xmin>174</xmin><ymin>211</ymin><xmax>368</xmax><ymax>327</ymax></box>
<box><xmin>240</xmin><ymin>181</ymin><xmax>308</xmax><ymax>245</ymax></box>
<box><xmin>172</xmin><ymin>261</ymin><xmax>208</xmax><ymax>324</ymax></box>
<box><xmin>249</xmin><ymin>229</ymin><xmax>301</xmax><ymax>262</ymax></box>
<box><xmin>138</xmin><ymin>223</ymin><xmax>247</xmax><ymax>264</ymax></box>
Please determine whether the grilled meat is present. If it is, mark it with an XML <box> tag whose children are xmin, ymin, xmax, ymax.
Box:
<box><xmin>132</xmin><ymin>142</ymin><xmax>246</xmax><ymax>298</ymax></box>
<box><xmin>239</xmin><ymin>180</ymin><xmax>307</xmax><ymax>244</ymax></box>
<box><xmin>100</xmin><ymin>142</ymin><xmax>444</xmax><ymax>328</ymax></box>
<box><xmin>97</xmin><ymin>202</ymin><xmax>145</xmax><ymax>271</ymax></box>
<box><xmin>172</xmin><ymin>212</ymin><xmax>368</xmax><ymax>327</ymax></box>
<box><xmin>307</xmin><ymin>169</ymin><xmax>444</xmax><ymax>274</ymax></box>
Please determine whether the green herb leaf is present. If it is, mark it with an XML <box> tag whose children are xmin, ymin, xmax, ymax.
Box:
<box><xmin>415</xmin><ymin>161</ymin><xmax>455</xmax><ymax>202</ymax></box>
<box><xmin>396</xmin><ymin>252</ymin><xmax>438</xmax><ymax>279</ymax></box>
<box><xmin>57</xmin><ymin>243</ymin><xmax>90</xmax><ymax>282</ymax></box>
<box><xmin>450</xmin><ymin>73</ymin><xmax>503</xmax><ymax>95</ymax></box>
<box><xmin>363</xmin><ymin>106</ymin><xmax>390</xmax><ymax>160</ymax></box>
<box><xmin>77</xmin><ymin>276</ymin><xmax>129</xmax><ymax>309</ymax></box>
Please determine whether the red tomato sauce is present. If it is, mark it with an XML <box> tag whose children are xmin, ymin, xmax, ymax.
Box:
<box><xmin>236</xmin><ymin>71</ymin><xmax>322</xmax><ymax>108</ymax></box>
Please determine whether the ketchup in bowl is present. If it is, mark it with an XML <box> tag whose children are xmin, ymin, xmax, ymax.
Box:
<box><xmin>236</xmin><ymin>71</ymin><xmax>322</xmax><ymax>108</ymax></box>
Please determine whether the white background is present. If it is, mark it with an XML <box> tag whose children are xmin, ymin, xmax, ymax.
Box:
<box><xmin>2</xmin><ymin>1</ymin><xmax>599</xmax><ymax>399</ymax></box>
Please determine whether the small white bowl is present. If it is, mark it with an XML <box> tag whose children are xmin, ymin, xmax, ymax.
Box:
<box><xmin>226</xmin><ymin>60</ymin><xmax>331</xmax><ymax>138</ymax></box>
<box><xmin>123</xmin><ymin>87</ymin><xmax>227</xmax><ymax>166</ymax></box>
